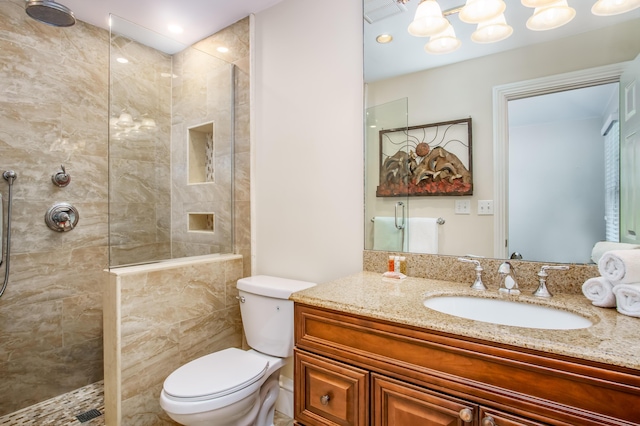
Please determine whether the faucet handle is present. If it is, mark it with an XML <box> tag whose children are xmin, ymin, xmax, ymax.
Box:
<box><xmin>533</xmin><ymin>265</ymin><xmax>569</xmax><ymax>298</ymax></box>
<box><xmin>538</xmin><ymin>265</ymin><xmax>569</xmax><ymax>276</ymax></box>
<box><xmin>458</xmin><ymin>257</ymin><xmax>487</xmax><ymax>291</ymax></box>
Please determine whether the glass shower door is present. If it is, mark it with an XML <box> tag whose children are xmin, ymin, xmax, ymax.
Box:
<box><xmin>364</xmin><ymin>98</ymin><xmax>409</xmax><ymax>252</ymax></box>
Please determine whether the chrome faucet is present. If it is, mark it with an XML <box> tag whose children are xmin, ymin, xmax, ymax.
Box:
<box><xmin>497</xmin><ymin>261</ymin><xmax>520</xmax><ymax>295</ymax></box>
<box><xmin>458</xmin><ymin>258</ymin><xmax>487</xmax><ymax>291</ymax></box>
<box><xmin>533</xmin><ymin>265</ymin><xmax>569</xmax><ymax>298</ymax></box>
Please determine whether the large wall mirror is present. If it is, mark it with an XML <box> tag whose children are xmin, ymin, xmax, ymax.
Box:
<box><xmin>364</xmin><ymin>0</ymin><xmax>640</xmax><ymax>264</ymax></box>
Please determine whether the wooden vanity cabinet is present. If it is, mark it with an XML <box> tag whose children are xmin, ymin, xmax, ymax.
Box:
<box><xmin>295</xmin><ymin>350</ymin><xmax>369</xmax><ymax>426</ymax></box>
<box><xmin>293</xmin><ymin>303</ymin><xmax>640</xmax><ymax>426</ymax></box>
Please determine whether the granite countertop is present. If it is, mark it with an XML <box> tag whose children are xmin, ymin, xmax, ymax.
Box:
<box><xmin>290</xmin><ymin>271</ymin><xmax>640</xmax><ymax>371</ymax></box>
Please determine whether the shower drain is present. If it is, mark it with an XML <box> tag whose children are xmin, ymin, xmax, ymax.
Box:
<box><xmin>76</xmin><ymin>408</ymin><xmax>103</xmax><ymax>423</ymax></box>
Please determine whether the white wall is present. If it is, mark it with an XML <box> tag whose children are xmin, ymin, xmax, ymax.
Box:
<box><xmin>366</xmin><ymin>19</ymin><xmax>640</xmax><ymax>258</ymax></box>
<box><xmin>253</xmin><ymin>0</ymin><xmax>364</xmax><ymax>284</ymax></box>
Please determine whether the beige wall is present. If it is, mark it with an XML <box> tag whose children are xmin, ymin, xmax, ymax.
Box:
<box><xmin>104</xmin><ymin>254</ymin><xmax>244</xmax><ymax>426</ymax></box>
<box><xmin>253</xmin><ymin>0</ymin><xmax>364</xmax><ymax>284</ymax></box>
<box><xmin>366</xmin><ymin>20</ymin><xmax>640</xmax><ymax>258</ymax></box>
<box><xmin>0</xmin><ymin>0</ymin><xmax>108</xmax><ymax>415</ymax></box>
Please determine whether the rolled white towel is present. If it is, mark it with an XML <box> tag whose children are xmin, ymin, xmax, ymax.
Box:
<box><xmin>591</xmin><ymin>241</ymin><xmax>640</xmax><ymax>264</ymax></box>
<box><xmin>598</xmin><ymin>250</ymin><xmax>640</xmax><ymax>284</ymax></box>
<box><xmin>612</xmin><ymin>283</ymin><xmax>640</xmax><ymax>318</ymax></box>
<box><xmin>582</xmin><ymin>277</ymin><xmax>616</xmax><ymax>308</ymax></box>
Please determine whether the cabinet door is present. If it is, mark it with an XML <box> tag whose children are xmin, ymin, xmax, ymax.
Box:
<box><xmin>295</xmin><ymin>350</ymin><xmax>369</xmax><ymax>426</ymax></box>
<box><xmin>372</xmin><ymin>374</ymin><xmax>478</xmax><ymax>426</ymax></box>
<box><xmin>479</xmin><ymin>407</ymin><xmax>550</xmax><ymax>426</ymax></box>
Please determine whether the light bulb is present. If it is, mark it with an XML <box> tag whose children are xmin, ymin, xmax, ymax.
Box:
<box><xmin>591</xmin><ymin>0</ymin><xmax>640</xmax><ymax>15</ymax></box>
<box><xmin>460</xmin><ymin>0</ymin><xmax>506</xmax><ymax>24</ymax></box>
<box><xmin>425</xmin><ymin>22</ymin><xmax>461</xmax><ymax>54</ymax></box>
<box><xmin>408</xmin><ymin>0</ymin><xmax>449</xmax><ymax>37</ymax></box>
<box><xmin>526</xmin><ymin>1</ymin><xmax>576</xmax><ymax>31</ymax></box>
<box><xmin>471</xmin><ymin>14</ymin><xmax>513</xmax><ymax>43</ymax></box>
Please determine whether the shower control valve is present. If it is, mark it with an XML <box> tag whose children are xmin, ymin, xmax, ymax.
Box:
<box><xmin>45</xmin><ymin>203</ymin><xmax>79</xmax><ymax>232</ymax></box>
<box><xmin>52</xmin><ymin>164</ymin><xmax>71</xmax><ymax>187</ymax></box>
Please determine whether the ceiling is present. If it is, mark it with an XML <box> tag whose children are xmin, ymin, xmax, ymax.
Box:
<box><xmin>61</xmin><ymin>0</ymin><xmax>284</xmax><ymax>51</ymax></box>
<box><xmin>364</xmin><ymin>0</ymin><xmax>640</xmax><ymax>82</ymax></box>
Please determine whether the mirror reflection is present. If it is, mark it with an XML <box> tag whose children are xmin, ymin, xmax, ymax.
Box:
<box><xmin>364</xmin><ymin>0</ymin><xmax>640</xmax><ymax>264</ymax></box>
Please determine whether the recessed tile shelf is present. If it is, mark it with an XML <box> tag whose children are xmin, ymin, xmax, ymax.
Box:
<box><xmin>188</xmin><ymin>122</ymin><xmax>215</xmax><ymax>184</ymax></box>
<box><xmin>188</xmin><ymin>213</ymin><xmax>215</xmax><ymax>233</ymax></box>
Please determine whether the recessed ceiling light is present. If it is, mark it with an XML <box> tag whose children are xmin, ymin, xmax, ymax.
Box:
<box><xmin>168</xmin><ymin>24</ymin><xmax>183</xmax><ymax>34</ymax></box>
<box><xmin>217</xmin><ymin>46</ymin><xmax>229</xmax><ymax>53</ymax></box>
<box><xmin>376</xmin><ymin>34</ymin><xmax>393</xmax><ymax>44</ymax></box>
<box><xmin>116</xmin><ymin>57</ymin><xmax>128</xmax><ymax>64</ymax></box>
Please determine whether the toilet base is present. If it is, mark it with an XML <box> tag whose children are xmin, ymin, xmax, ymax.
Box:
<box><xmin>165</xmin><ymin>390</ymin><xmax>261</xmax><ymax>426</ymax></box>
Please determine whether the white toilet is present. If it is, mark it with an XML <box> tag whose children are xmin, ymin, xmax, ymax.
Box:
<box><xmin>159</xmin><ymin>275</ymin><xmax>316</xmax><ymax>426</ymax></box>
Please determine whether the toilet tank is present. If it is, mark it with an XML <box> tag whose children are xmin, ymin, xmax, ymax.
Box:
<box><xmin>237</xmin><ymin>275</ymin><xmax>316</xmax><ymax>357</ymax></box>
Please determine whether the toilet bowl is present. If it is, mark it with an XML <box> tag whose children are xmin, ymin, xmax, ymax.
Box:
<box><xmin>159</xmin><ymin>275</ymin><xmax>316</xmax><ymax>426</ymax></box>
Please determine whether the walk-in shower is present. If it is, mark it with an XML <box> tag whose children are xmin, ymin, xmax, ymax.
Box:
<box><xmin>0</xmin><ymin>2</ymin><xmax>249</xmax><ymax>417</ymax></box>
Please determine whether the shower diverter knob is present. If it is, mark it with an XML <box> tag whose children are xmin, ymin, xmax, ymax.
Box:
<box><xmin>45</xmin><ymin>203</ymin><xmax>79</xmax><ymax>232</ymax></box>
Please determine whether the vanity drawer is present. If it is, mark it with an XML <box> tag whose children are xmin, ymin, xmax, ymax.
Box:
<box><xmin>294</xmin><ymin>349</ymin><xmax>369</xmax><ymax>426</ymax></box>
<box><xmin>479</xmin><ymin>407</ymin><xmax>549</xmax><ymax>426</ymax></box>
<box><xmin>372</xmin><ymin>373</ymin><xmax>478</xmax><ymax>426</ymax></box>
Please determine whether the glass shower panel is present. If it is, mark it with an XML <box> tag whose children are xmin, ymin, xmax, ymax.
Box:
<box><xmin>108</xmin><ymin>16</ymin><xmax>234</xmax><ymax>267</ymax></box>
<box><xmin>365</xmin><ymin>98</ymin><xmax>409</xmax><ymax>252</ymax></box>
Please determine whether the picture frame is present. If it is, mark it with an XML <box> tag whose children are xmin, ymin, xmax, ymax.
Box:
<box><xmin>376</xmin><ymin>118</ymin><xmax>473</xmax><ymax>197</ymax></box>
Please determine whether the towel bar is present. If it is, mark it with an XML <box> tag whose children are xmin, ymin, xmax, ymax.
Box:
<box><xmin>371</xmin><ymin>217</ymin><xmax>445</xmax><ymax>225</ymax></box>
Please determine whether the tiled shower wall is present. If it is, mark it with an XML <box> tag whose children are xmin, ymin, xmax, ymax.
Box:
<box><xmin>0</xmin><ymin>0</ymin><xmax>252</xmax><ymax>415</ymax></box>
<box><xmin>0</xmin><ymin>0</ymin><xmax>108</xmax><ymax>416</ymax></box>
<box><xmin>104</xmin><ymin>255</ymin><xmax>244</xmax><ymax>425</ymax></box>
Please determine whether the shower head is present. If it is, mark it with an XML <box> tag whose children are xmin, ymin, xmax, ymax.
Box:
<box><xmin>25</xmin><ymin>0</ymin><xmax>76</xmax><ymax>27</ymax></box>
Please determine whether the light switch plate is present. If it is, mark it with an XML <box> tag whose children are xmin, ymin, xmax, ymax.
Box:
<box><xmin>478</xmin><ymin>200</ymin><xmax>494</xmax><ymax>215</ymax></box>
<box><xmin>455</xmin><ymin>199</ymin><xmax>470</xmax><ymax>215</ymax></box>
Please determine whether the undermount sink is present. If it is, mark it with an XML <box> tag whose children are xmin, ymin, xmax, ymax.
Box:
<box><xmin>423</xmin><ymin>296</ymin><xmax>592</xmax><ymax>330</ymax></box>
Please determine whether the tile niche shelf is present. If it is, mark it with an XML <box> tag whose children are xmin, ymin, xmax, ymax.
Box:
<box><xmin>188</xmin><ymin>121</ymin><xmax>215</xmax><ymax>185</ymax></box>
<box><xmin>188</xmin><ymin>213</ymin><xmax>215</xmax><ymax>233</ymax></box>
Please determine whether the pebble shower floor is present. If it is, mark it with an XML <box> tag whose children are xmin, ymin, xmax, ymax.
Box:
<box><xmin>0</xmin><ymin>381</ymin><xmax>104</xmax><ymax>425</ymax></box>
<box><xmin>0</xmin><ymin>380</ymin><xmax>295</xmax><ymax>425</ymax></box>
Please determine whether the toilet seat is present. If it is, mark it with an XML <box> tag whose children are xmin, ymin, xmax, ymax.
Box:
<box><xmin>163</xmin><ymin>348</ymin><xmax>268</xmax><ymax>402</ymax></box>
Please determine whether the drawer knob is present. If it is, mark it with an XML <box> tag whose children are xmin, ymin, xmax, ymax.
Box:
<box><xmin>481</xmin><ymin>416</ymin><xmax>496</xmax><ymax>426</ymax></box>
<box><xmin>459</xmin><ymin>408</ymin><xmax>473</xmax><ymax>422</ymax></box>
<box><xmin>320</xmin><ymin>394</ymin><xmax>331</xmax><ymax>406</ymax></box>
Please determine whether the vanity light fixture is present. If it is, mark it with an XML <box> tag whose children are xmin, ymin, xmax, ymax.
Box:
<box><xmin>396</xmin><ymin>0</ymin><xmax>638</xmax><ymax>54</ymax></box>
<box><xmin>592</xmin><ymin>0</ymin><xmax>640</xmax><ymax>15</ymax></box>
<box><xmin>471</xmin><ymin>13</ymin><xmax>513</xmax><ymax>43</ymax></box>
<box><xmin>408</xmin><ymin>0</ymin><xmax>449</xmax><ymax>37</ymax></box>
<box><xmin>525</xmin><ymin>0</ymin><xmax>576</xmax><ymax>31</ymax></box>
<box><xmin>458</xmin><ymin>0</ymin><xmax>506</xmax><ymax>23</ymax></box>
<box><xmin>424</xmin><ymin>21</ymin><xmax>462</xmax><ymax>54</ymax></box>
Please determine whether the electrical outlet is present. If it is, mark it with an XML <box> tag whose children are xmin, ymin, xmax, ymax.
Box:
<box><xmin>454</xmin><ymin>199</ymin><xmax>470</xmax><ymax>215</ymax></box>
<box><xmin>478</xmin><ymin>200</ymin><xmax>494</xmax><ymax>215</ymax></box>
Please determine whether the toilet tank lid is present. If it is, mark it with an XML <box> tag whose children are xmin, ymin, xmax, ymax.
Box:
<box><xmin>237</xmin><ymin>275</ymin><xmax>316</xmax><ymax>299</ymax></box>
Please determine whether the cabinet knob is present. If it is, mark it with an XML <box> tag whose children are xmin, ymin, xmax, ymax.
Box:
<box><xmin>320</xmin><ymin>394</ymin><xmax>331</xmax><ymax>405</ymax></box>
<box><xmin>459</xmin><ymin>408</ymin><xmax>473</xmax><ymax>422</ymax></box>
<box><xmin>481</xmin><ymin>416</ymin><xmax>496</xmax><ymax>426</ymax></box>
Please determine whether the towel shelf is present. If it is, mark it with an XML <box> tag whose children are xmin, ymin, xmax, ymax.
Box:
<box><xmin>372</xmin><ymin>217</ymin><xmax>445</xmax><ymax>225</ymax></box>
